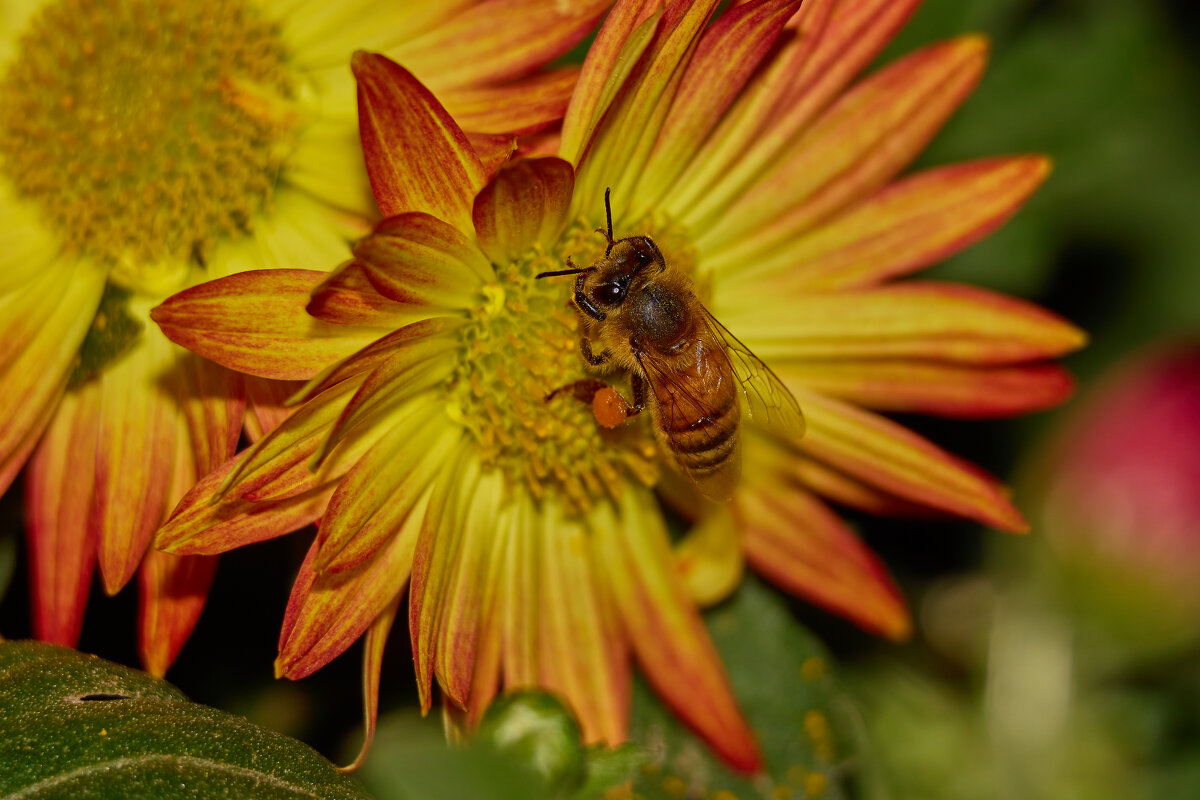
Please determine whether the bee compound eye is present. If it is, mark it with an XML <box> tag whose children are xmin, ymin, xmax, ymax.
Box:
<box><xmin>595</xmin><ymin>282</ymin><xmax>624</xmax><ymax>305</ymax></box>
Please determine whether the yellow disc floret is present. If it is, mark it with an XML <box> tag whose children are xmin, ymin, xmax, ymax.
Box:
<box><xmin>0</xmin><ymin>0</ymin><xmax>297</xmax><ymax>292</ymax></box>
<box><xmin>451</xmin><ymin>216</ymin><xmax>701</xmax><ymax>512</ymax></box>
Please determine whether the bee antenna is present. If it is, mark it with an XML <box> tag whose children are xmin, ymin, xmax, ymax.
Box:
<box><xmin>603</xmin><ymin>187</ymin><xmax>614</xmax><ymax>256</ymax></box>
<box><xmin>535</xmin><ymin>266</ymin><xmax>595</xmax><ymax>279</ymax></box>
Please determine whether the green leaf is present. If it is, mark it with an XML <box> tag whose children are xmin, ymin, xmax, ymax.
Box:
<box><xmin>0</xmin><ymin>641</ymin><xmax>373</xmax><ymax>800</ymax></box>
<box><xmin>630</xmin><ymin>578</ymin><xmax>867</xmax><ymax>799</ymax></box>
<box><xmin>357</xmin><ymin>693</ymin><xmax>647</xmax><ymax>800</ymax></box>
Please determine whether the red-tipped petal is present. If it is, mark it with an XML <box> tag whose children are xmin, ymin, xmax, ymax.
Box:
<box><xmin>156</xmin><ymin>452</ymin><xmax>334</xmax><ymax>556</ymax></box>
<box><xmin>396</xmin><ymin>0</ymin><xmax>609</xmax><ymax>91</ymax></box>
<box><xmin>342</xmin><ymin>593</ymin><xmax>402</xmax><ymax>773</ymax></box>
<box><xmin>152</xmin><ymin>270</ymin><xmax>382</xmax><ymax>380</ymax></box>
<box><xmin>780</xmin><ymin>360</ymin><xmax>1077</xmax><ymax>419</ymax></box>
<box><xmin>721</xmin><ymin>282</ymin><xmax>1086</xmax><ymax>366</ymax></box>
<box><xmin>697</xmin><ymin>35</ymin><xmax>989</xmax><ymax>251</ymax></box>
<box><xmin>793</xmin><ymin>388</ymin><xmax>1028</xmax><ymax>531</ymax></box>
<box><xmin>277</xmin><ymin>496</ymin><xmax>423</xmax><ymax>681</ymax></box>
<box><xmin>442</xmin><ymin>68</ymin><xmax>579</xmax><ymax>136</ymax></box>
<box><xmin>716</xmin><ymin>157</ymin><xmax>1053</xmax><ymax>288</ymax></box>
<box><xmin>738</xmin><ymin>445</ymin><xmax>910</xmax><ymax>638</ymax></box>
<box><xmin>537</xmin><ymin>501</ymin><xmax>629</xmax><ymax>744</ymax></box>
<box><xmin>630</xmin><ymin>0</ymin><xmax>803</xmax><ymax>217</ymax></box>
<box><xmin>595</xmin><ymin>487</ymin><xmax>762</xmax><ymax>773</ymax></box>
<box><xmin>672</xmin><ymin>0</ymin><xmax>920</xmax><ymax>222</ymax></box>
<box><xmin>25</xmin><ymin>382</ymin><xmax>101</xmax><ymax>647</ymax></box>
<box><xmin>137</xmin><ymin>550</ymin><xmax>219</xmax><ymax>677</ymax></box>
<box><xmin>352</xmin><ymin>51</ymin><xmax>485</xmax><ymax>231</ymax></box>
<box><xmin>173</xmin><ymin>354</ymin><xmax>244</xmax><ymax>475</ymax></box>
<box><xmin>473</xmin><ymin>157</ymin><xmax>575</xmax><ymax>265</ymax></box>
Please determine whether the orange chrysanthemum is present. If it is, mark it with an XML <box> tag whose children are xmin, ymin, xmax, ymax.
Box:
<box><xmin>0</xmin><ymin>0</ymin><xmax>607</xmax><ymax>676</ymax></box>
<box><xmin>151</xmin><ymin>0</ymin><xmax>1085</xmax><ymax>770</ymax></box>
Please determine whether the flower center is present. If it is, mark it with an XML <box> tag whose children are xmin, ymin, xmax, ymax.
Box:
<box><xmin>451</xmin><ymin>217</ymin><xmax>700</xmax><ymax>512</ymax></box>
<box><xmin>0</xmin><ymin>0</ymin><xmax>296</xmax><ymax>293</ymax></box>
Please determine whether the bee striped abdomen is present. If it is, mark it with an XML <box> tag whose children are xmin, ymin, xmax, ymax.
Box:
<box><xmin>655</xmin><ymin>365</ymin><xmax>740</xmax><ymax>476</ymax></box>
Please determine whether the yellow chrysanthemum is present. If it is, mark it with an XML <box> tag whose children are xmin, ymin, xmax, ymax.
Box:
<box><xmin>151</xmin><ymin>0</ymin><xmax>1085</xmax><ymax>770</ymax></box>
<box><xmin>0</xmin><ymin>0</ymin><xmax>608</xmax><ymax>675</ymax></box>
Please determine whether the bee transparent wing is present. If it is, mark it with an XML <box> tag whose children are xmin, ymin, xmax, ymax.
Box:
<box><xmin>632</xmin><ymin>345</ymin><xmax>743</xmax><ymax>502</ymax></box>
<box><xmin>699</xmin><ymin>305</ymin><xmax>806</xmax><ymax>443</ymax></box>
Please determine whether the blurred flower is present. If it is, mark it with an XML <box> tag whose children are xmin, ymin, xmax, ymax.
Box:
<box><xmin>152</xmin><ymin>0</ymin><xmax>1084</xmax><ymax>770</ymax></box>
<box><xmin>1037</xmin><ymin>340</ymin><xmax>1200</xmax><ymax>657</ymax></box>
<box><xmin>0</xmin><ymin>0</ymin><xmax>605</xmax><ymax>675</ymax></box>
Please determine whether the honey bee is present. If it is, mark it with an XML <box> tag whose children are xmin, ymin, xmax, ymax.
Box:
<box><xmin>537</xmin><ymin>189</ymin><xmax>805</xmax><ymax>502</ymax></box>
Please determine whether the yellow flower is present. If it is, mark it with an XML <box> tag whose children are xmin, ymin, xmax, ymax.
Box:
<box><xmin>152</xmin><ymin>0</ymin><xmax>1086</xmax><ymax>771</ymax></box>
<box><xmin>0</xmin><ymin>0</ymin><xmax>608</xmax><ymax>676</ymax></box>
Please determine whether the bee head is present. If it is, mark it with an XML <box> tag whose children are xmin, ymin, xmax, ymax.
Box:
<box><xmin>588</xmin><ymin>236</ymin><xmax>664</xmax><ymax>308</ymax></box>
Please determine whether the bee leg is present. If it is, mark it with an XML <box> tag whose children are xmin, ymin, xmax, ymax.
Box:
<box><xmin>579</xmin><ymin>337</ymin><xmax>612</xmax><ymax>366</ymax></box>
<box><xmin>545</xmin><ymin>378</ymin><xmax>609</xmax><ymax>404</ymax></box>
<box><xmin>574</xmin><ymin>272</ymin><xmax>607</xmax><ymax>321</ymax></box>
<box><xmin>628</xmin><ymin>372</ymin><xmax>647</xmax><ymax>415</ymax></box>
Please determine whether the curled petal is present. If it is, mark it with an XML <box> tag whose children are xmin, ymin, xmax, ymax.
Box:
<box><xmin>152</xmin><ymin>270</ymin><xmax>383</xmax><ymax>380</ymax></box>
<box><xmin>353</xmin><ymin>51</ymin><xmax>485</xmax><ymax>231</ymax></box>
<box><xmin>342</xmin><ymin>593</ymin><xmax>403</xmax><ymax>772</ymax></box>
<box><xmin>307</xmin><ymin>259</ymin><xmax>425</xmax><ymax>329</ymax></box>
<box><xmin>351</xmin><ymin>212</ymin><xmax>492</xmax><ymax>306</ymax></box>
<box><xmin>473</xmin><ymin>157</ymin><xmax>575</xmax><ymax>265</ymax></box>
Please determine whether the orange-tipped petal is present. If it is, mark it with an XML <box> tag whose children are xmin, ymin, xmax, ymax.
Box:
<box><xmin>738</xmin><ymin>446</ymin><xmax>910</xmax><ymax>638</ymax></box>
<box><xmin>276</xmin><ymin>494</ymin><xmax>424</xmax><ymax>681</ymax></box>
<box><xmin>137</xmin><ymin>549</ymin><xmax>219</xmax><ymax>677</ymax></box>
<box><xmin>670</xmin><ymin>0</ymin><xmax>918</xmax><ymax>219</ymax></box>
<box><xmin>396</xmin><ymin>0</ymin><xmax>609</xmax><ymax>91</ymax></box>
<box><xmin>697</xmin><ymin>35</ymin><xmax>989</xmax><ymax>252</ymax></box>
<box><xmin>307</xmin><ymin>259</ymin><xmax>428</xmax><ymax>329</ymax></box>
<box><xmin>780</xmin><ymin>359</ymin><xmax>1077</xmax><ymax>419</ymax></box>
<box><xmin>152</xmin><ymin>270</ymin><xmax>383</xmax><ymax>380</ymax></box>
<box><xmin>716</xmin><ymin>157</ymin><xmax>1053</xmax><ymax>288</ymax></box>
<box><xmin>537</xmin><ymin>501</ymin><xmax>629</xmax><ymax>744</ymax></box>
<box><xmin>473</xmin><ymin>157</ymin><xmax>575</xmax><ymax>265</ymax></box>
<box><xmin>720</xmin><ymin>282</ymin><xmax>1087</xmax><ymax>365</ymax></box>
<box><xmin>93</xmin><ymin>329</ymin><xmax>179</xmax><ymax>596</ymax></box>
<box><xmin>352</xmin><ymin>51</ymin><xmax>485</xmax><ymax>231</ymax></box>
<box><xmin>793</xmin><ymin>388</ymin><xmax>1028</xmax><ymax>531</ymax></box>
<box><xmin>434</xmin><ymin>467</ymin><xmax>505</xmax><ymax>708</ymax></box>
<box><xmin>351</xmin><ymin>213</ymin><xmax>491</xmax><ymax>308</ymax></box>
<box><xmin>342</xmin><ymin>593</ymin><xmax>402</xmax><ymax>773</ymax></box>
<box><xmin>785</xmin><ymin>453</ymin><xmax>938</xmax><ymax>519</ymax></box>
<box><xmin>442</xmin><ymin>68</ymin><xmax>579</xmax><ymax>136</ymax></box>
<box><xmin>410</xmin><ymin>449</ymin><xmax>477</xmax><ymax>712</ymax></box>
<box><xmin>316</xmin><ymin>400</ymin><xmax>462</xmax><ymax>574</ymax></box>
<box><xmin>595</xmin><ymin>486</ymin><xmax>762</xmax><ymax>773</ymax></box>
<box><xmin>630</xmin><ymin>0</ymin><xmax>803</xmax><ymax>217</ymax></box>
<box><xmin>25</xmin><ymin>381</ymin><xmax>101</xmax><ymax>647</ymax></box>
<box><xmin>156</xmin><ymin>452</ymin><xmax>334</xmax><ymax>556</ymax></box>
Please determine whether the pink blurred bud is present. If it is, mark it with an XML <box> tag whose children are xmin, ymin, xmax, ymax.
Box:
<box><xmin>1038</xmin><ymin>340</ymin><xmax>1200</xmax><ymax>653</ymax></box>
